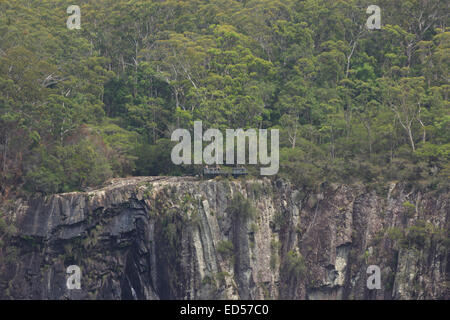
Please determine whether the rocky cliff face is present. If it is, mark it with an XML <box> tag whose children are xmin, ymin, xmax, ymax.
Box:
<box><xmin>0</xmin><ymin>177</ymin><xmax>448</xmax><ymax>299</ymax></box>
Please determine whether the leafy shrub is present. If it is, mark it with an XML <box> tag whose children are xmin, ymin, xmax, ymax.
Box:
<box><xmin>386</xmin><ymin>227</ymin><xmax>404</xmax><ymax>241</ymax></box>
<box><xmin>217</xmin><ymin>240</ymin><xmax>234</xmax><ymax>259</ymax></box>
<box><xmin>226</xmin><ymin>193</ymin><xmax>256</xmax><ymax>221</ymax></box>
<box><xmin>282</xmin><ymin>250</ymin><xmax>306</xmax><ymax>277</ymax></box>
<box><xmin>24</xmin><ymin>139</ymin><xmax>112</xmax><ymax>194</ymax></box>
<box><xmin>402</xmin><ymin>201</ymin><xmax>416</xmax><ymax>218</ymax></box>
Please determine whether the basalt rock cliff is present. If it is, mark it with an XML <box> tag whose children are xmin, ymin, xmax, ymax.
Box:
<box><xmin>0</xmin><ymin>177</ymin><xmax>448</xmax><ymax>299</ymax></box>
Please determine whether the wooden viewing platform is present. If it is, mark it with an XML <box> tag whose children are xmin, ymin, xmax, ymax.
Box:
<box><xmin>203</xmin><ymin>166</ymin><xmax>248</xmax><ymax>177</ymax></box>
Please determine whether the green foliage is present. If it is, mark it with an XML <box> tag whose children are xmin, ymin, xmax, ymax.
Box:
<box><xmin>0</xmin><ymin>0</ymin><xmax>448</xmax><ymax>195</ymax></box>
<box><xmin>401</xmin><ymin>220</ymin><xmax>446</xmax><ymax>250</ymax></box>
<box><xmin>201</xmin><ymin>275</ymin><xmax>216</xmax><ymax>287</ymax></box>
<box><xmin>24</xmin><ymin>139</ymin><xmax>112</xmax><ymax>194</ymax></box>
<box><xmin>215</xmin><ymin>271</ymin><xmax>229</xmax><ymax>285</ymax></box>
<box><xmin>92</xmin><ymin>121</ymin><xmax>139</xmax><ymax>176</ymax></box>
<box><xmin>273</xmin><ymin>211</ymin><xmax>287</xmax><ymax>230</ymax></box>
<box><xmin>384</xmin><ymin>221</ymin><xmax>448</xmax><ymax>251</ymax></box>
<box><xmin>386</xmin><ymin>227</ymin><xmax>404</xmax><ymax>241</ymax></box>
<box><xmin>402</xmin><ymin>201</ymin><xmax>416</xmax><ymax>218</ymax></box>
<box><xmin>226</xmin><ymin>192</ymin><xmax>256</xmax><ymax>221</ymax></box>
<box><xmin>282</xmin><ymin>250</ymin><xmax>307</xmax><ymax>278</ymax></box>
<box><xmin>248</xmin><ymin>183</ymin><xmax>266</xmax><ymax>199</ymax></box>
<box><xmin>134</xmin><ymin>139</ymin><xmax>186</xmax><ymax>176</ymax></box>
<box><xmin>189</xmin><ymin>209</ymin><xmax>203</xmax><ymax>229</ymax></box>
<box><xmin>216</xmin><ymin>240</ymin><xmax>234</xmax><ymax>260</ymax></box>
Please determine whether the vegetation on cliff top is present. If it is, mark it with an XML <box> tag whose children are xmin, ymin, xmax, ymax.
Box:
<box><xmin>0</xmin><ymin>0</ymin><xmax>448</xmax><ymax>196</ymax></box>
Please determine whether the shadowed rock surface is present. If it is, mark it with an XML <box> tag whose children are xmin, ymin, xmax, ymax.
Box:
<box><xmin>0</xmin><ymin>177</ymin><xmax>448</xmax><ymax>299</ymax></box>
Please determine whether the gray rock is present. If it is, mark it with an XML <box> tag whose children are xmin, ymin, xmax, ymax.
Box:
<box><xmin>0</xmin><ymin>177</ymin><xmax>448</xmax><ymax>300</ymax></box>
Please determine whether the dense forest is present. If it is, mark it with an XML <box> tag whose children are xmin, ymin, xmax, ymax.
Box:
<box><xmin>0</xmin><ymin>0</ymin><xmax>448</xmax><ymax>197</ymax></box>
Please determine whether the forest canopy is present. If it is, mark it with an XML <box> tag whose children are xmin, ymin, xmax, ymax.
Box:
<box><xmin>0</xmin><ymin>0</ymin><xmax>448</xmax><ymax>196</ymax></box>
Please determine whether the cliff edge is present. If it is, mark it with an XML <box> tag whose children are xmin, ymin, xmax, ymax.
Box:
<box><xmin>0</xmin><ymin>176</ymin><xmax>448</xmax><ymax>299</ymax></box>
